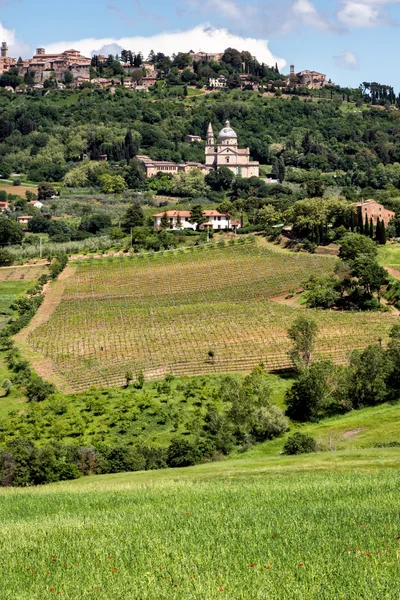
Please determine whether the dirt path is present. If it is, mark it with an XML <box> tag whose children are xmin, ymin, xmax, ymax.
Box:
<box><xmin>386</xmin><ymin>267</ymin><xmax>400</xmax><ymax>280</ymax></box>
<box><xmin>14</xmin><ymin>264</ymin><xmax>76</xmax><ymax>392</ymax></box>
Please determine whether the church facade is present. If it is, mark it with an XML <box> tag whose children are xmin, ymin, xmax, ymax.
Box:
<box><xmin>205</xmin><ymin>121</ymin><xmax>259</xmax><ymax>178</ymax></box>
<box><xmin>138</xmin><ymin>121</ymin><xmax>259</xmax><ymax>179</ymax></box>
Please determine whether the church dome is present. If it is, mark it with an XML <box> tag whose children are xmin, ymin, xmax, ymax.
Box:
<box><xmin>218</xmin><ymin>120</ymin><xmax>237</xmax><ymax>140</ymax></box>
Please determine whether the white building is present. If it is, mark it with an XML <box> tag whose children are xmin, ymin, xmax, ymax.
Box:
<box><xmin>153</xmin><ymin>210</ymin><xmax>238</xmax><ymax>231</ymax></box>
<box><xmin>209</xmin><ymin>76</ymin><xmax>227</xmax><ymax>89</ymax></box>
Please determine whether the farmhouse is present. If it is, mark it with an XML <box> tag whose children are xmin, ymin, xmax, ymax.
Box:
<box><xmin>288</xmin><ymin>65</ymin><xmax>327</xmax><ymax>89</ymax></box>
<box><xmin>17</xmin><ymin>215</ymin><xmax>33</xmax><ymax>225</ymax></box>
<box><xmin>0</xmin><ymin>201</ymin><xmax>9</xmax><ymax>212</ymax></box>
<box><xmin>357</xmin><ymin>199</ymin><xmax>395</xmax><ymax>227</ymax></box>
<box><xmin>137</xmin><ymin>155</ymin><xmax>206</xmax><ymax>178</ymax></box>
<box><xmin>153</xmin><ymin>210</ymin><xmax>238</xmax><ymax>231</ymax></box>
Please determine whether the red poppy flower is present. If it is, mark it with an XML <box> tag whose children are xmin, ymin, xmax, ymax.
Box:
<box><xmin>109</xmin><ymin>556</ymin><xmax>113</xmax><ymax>560</ymax></box>
<box><xmin>219</xmin><ymin>587</ymin><xmax>224</xmax><ymax>592</ymax></box>
<box><xmin>299</xmin><ymin>563</ymin><xmax>304</xmax><ymax>567</ymax></box>
<box><xmin>174</xmin><ymin>584</ymin><xmax>178</xmax><ymax>587</ymax></box>
<box><xmin>50</xmin><ymin>588</ymin><xmax>55</xmax><ymax>592</ymax></box>
<box><xmin>112</xmin><ymin>568</ymin><xmax>117</xmax><ymax>573</ymax></box>
<box><xmin>365</xmin><ymin>553</ymin><xmax>371</xmax><ymax>557</ymax></box>
<box><xmin>52</xmin><ymin>558</ymin><xmax>57</xmax><ymax>562</ymax></box>
<box><xmin>396</xmin><ymin>536</ymin><xmax>400</xmax><ymax>539</ymax></box>
<box><xmin>185</xmin><ymin>512</ymin><xmax>191</xmax><ymax>515</ymax></box>
<box><xmin>250</xmin><ymin>564</ymin><xmax>255</xmax><ymax>568</ymax></box>
<box><xmin>361</xmin><ymin>526</ymin><xmax>366</xmax><ymax>529</ymax></box>
<box><xmin>265</xmin><ymin>566</ymin><xmax>270</xmax><ymax>570</ymax></box>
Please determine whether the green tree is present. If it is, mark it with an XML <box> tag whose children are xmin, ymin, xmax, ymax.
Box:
<box><xmin>347</xmin><ymin>345</ymin><xmax>391</xmax><ymax>408</ymax></box>
<box><xmin>38</xmin><ymin>182</ymin><xmax>56</xmax><ymax>200</ymax></box>
<box><xmin>205</xmin><ymin>167</ymin><xmax>235</xmax><ymax>191</ymax></box>
<box><xmin>98</xmin><ymin>174</ymin><xmax>127</xmax><ymax>194</ymax></box>
<box><xmin>0</xmin><ymin>218</ymin><xmax>24</xmax><ymax>244</ymax></box>
<box><xmin>285</xmin><ymin>361</ymin><xmax>344</xmax><ymax>421</ymax></box>
<box><xmin>121</xmin><ymin>203</ymin><xmax>144</xmax><ymax>232</ymax></box>
<box><xmin>189</xmin><ymin>205</ymin><xmax>207</xmax><ymax>230</ymax></box>
<box><xmin>338</xmin><ymin>233</ymin><xmax>378</xmax><ymax>262</ymax></box>
<box><xmin>64</xmin><ymin>71</ymin><xmax>74</xmax><ymax>85</ymax></box>
<box><xmin>287</xmin><ymin>315</ymin><xmax>318</xmax><ymax>370</ymax></box>
<box><xmin>160</xmin><ymin>212</ymin><xmax>170</xmax><ymax>230</ymax></box>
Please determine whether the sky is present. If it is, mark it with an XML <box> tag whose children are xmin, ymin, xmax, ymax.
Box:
<box><xmin>0</xmin><ymin>0</ymin><xmax>399</xmax><ymax>89</ymax></box>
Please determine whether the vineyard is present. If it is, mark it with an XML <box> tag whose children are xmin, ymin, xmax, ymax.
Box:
<box><xmin>28</xmin><ymin>241</ymin><xmax>398</xmax><ymax>390</ymax></box>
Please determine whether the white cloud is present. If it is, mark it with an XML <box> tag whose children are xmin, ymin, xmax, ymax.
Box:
<box><xmin>337</xmin><ymin>0</ymin><xmax>400</xmax><ymax>28</ymax></box>
<box><xmin>0</xmin><ymin>21</ymin><xmax>30</xmax><ymax>57</ymax></box>
<box><xmin>43</xmin><ymin>23</ymin><xmax>286</xmax><ymax>69</ymax></box>
<box><xmin>334</xmin><ymin>49</ymin><xmax>359</xmax><ymax>69</ymax></box>
<box><xmin>337</xmin><ymin>2</ymin><xmax>381</xmax><ymax>27</ymax></box>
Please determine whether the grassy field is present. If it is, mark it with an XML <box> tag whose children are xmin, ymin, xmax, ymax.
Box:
<box><xmin>378</xmin><ymin>243</ymin><xmax>400</xmax><ymax>268</ymax></box>
<box><xmin>0</xmin><ymin>449</ymin><xmax>399</xmax><ymax>599</ymax></box>
<box><xmin>0</xmin><ymin>181</ymin><xmax>38</xmax><ymax>197</ymax></box>
<box><xmin>26</xmin><ymin>242</ymin><xmax>398</xmax><ymax>391</ymax></box>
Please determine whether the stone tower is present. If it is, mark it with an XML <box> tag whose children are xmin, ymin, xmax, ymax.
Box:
<box><xmin>205</xmin><ymin>123</ymin><xmax>216</xmax><ymax>167</ymax></box>
<box><xmin>1</xmin><ymin>42</ymin><xmax>8</xmax><ymax>58</ymax></box>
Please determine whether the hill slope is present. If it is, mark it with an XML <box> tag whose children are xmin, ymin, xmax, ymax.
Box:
<box><xmin>23</xmin><ymin>242</ymin><xmax>397</xmax><ymax>390</ymax></box>
<box><xmin>0</xmin><ymin>449</ymin><xmax>399</xmax><ymax>599</ymax></box>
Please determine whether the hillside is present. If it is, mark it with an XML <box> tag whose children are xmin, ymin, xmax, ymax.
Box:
<box><xmin>0</xmin><ymin>450</ymin><xmax>399</xmax><ymax>599</ymax></box>
<box><xmin>20</xmin><ymin>241</ymin><xmax>398</xmax><ymax>390</ymax></box>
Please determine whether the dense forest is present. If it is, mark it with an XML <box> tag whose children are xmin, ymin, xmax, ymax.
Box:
<box><xmin>1</xmin><ymin>88</ymin><xmax>400</xmax><ymax>189</ymax></box>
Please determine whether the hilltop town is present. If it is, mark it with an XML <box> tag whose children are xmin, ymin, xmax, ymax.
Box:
<box><xmin>0</xmin><ymin>41</ymin><xmax>329</xmax><ymax>93</ymax></box>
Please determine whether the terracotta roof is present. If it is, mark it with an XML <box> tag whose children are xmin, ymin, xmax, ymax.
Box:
<box><xmin>154</xmin><ymin>210</ymin><xmax>227</xmax><ymax>218</ymax></box>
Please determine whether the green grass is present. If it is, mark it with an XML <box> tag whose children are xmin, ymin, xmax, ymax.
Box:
<box><xmin>378</xmin><ymin>243</ymin><xmax>400</xmax><ymax>268</ymax></box>
<box><xmin>0</xmin><ymin>449</ymin><xmax>399</xmax><ymax>599</ymax></box>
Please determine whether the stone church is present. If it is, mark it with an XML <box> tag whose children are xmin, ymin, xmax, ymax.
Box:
<box><xmin>205</xmin><ymin>121</ymin><xmax>259</xmax><ymax>178</ymax></box>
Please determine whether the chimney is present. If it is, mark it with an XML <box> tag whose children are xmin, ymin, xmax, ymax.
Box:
<box><xmin>1</xmin><ymin>42</ymin><xmax>8</xmax><ymax>58</ymax></box>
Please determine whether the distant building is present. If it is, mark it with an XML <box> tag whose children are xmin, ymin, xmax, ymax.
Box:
<box><xmin>288</xmin><ymin>65</ymin><xmax>327</xmax><ymax>89</ymax></box>
<box><xmin>185</xmin><ymin>135</ymin><xmax>202</xmax><ymax>143</ymax></box>
<box><xmin>17</xmin><ymin>215</ymin><xmax>33</xmax><ymax>225</ymax></box>
<box><xmin>356</xmin><ymin>199</ymin><xmax>395</xmax><ymax>227</ymax></box>
<box><xmin>189</xmin><ymin>51</ymin><xmax>223</xmax><ymax>63</ymax></box>
<box><xmin>137</xmin><ymin>155</ymin><xmax>206</xmax><ymax>178</ymax></box>
<box><xmin>0</xmin><ymin>201</ymin><xmax>9</xmax><ymax>212</ymax></box>
<box><xmin>18</xmin><ymin>47</ymin><xmax>91</xmax><ymax>83</ymax></box>
<box><xmin>0</xmin><ymin>42</ymin><xmax>16</xmax><ymax>74</ymax></box>
<box><xmin>29</xmin><ymin>200</ymin><xmax>43</xmax><ymax>209</ymax></box>
<box><xmin>209</xmin><ymin>76</ymin><xmax>227</xmax><ymax>89</ymax></box>
<box><xmin>205</xmin><ymin>121</ymin><xmax>259</xmax><ymax>178</ymax></box>
<box><xmin>153</xmin><ymin>210</ymin><xmax>237</xmax><ymax>231</ymax></box>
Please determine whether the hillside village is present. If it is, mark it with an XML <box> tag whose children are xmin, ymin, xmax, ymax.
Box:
<box><xmin>0</xmin><ymin>41</ymin><xmax>329</xmax><ymax>93</ymax></box>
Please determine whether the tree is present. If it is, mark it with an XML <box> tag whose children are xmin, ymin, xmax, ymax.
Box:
<box><xmin>205</xmin><ymin>167</ymin><xmax>235</xmax><ymax>191</ymax></box>
<box><xmin>278</xmin><ymin>157</ymin><xmax>286</xmax><ymax>183</ymax></box>
<box><xmin>0</xmin><ymin>249</ymin><xmax>14</xmax><ymax>266</ymax></box>
<box><xmin>121</xmin><ymin>203</ymin><xmax>144</xmax><ymax>232</ymax></box>
<box><xmin>350</xmin><ymin>255</ymin><xmax>388</xmax><ymax>298</ymax></box>
<box><xmin>0</xmin><ymin>218</ymin><xmax>24</xmax><ymax>244</ymax></box>
<box><xmin>347</xmin><ymin>345</ymin><xmax>390</xmax><ymax>408</ymax></box>
<box><xmin>80</xmin><ymin>213</ymin><xmax>112</xmax><ymax>234</ymax></box>
<box><xmin>258</xmin><ymin>204</ymin><xmax>282</xmax><ymax>229</ymax></box>
<box><xmin>64</xmin><ymin>71</ymin><xmax>74</xmax><ymax>85</ymax></box>
<box><xmin>285</xmin><ymin>361</ymin><xmax>343</xmax><ymax>421</ymax></box>
<box><xmin>189</xmin><ymin>205</ymin><xmax>207</xmax><ymax>230</ymax></box>
<box><xmin>338</xmin><ymin>233</ymin><xmax>377</xmax><ymax>262</ymax></box>
<box><xmin>98</xmin><ymin>174</ymin><xmax>127</xmax><ymax>194</ymax></box>
<box><xmin>287</xmin><ymin>315</ymin><xmax>318</xmax><ymax>370</ymax></box>
<box><xmin>38</xmin><ymin>182</ymin><xmax>56</xmax><ymax>200</ymax></box>
<box><xmin>1</xmin><ymin>379</ymin><xmax>13</xmax><ymax>396</ymax></box>
<box><xmin>283</xmin><ymin>433</ymin><xmax>316</xmax><ymax>455</ymax></box>
<box><xmin>26</xmin><ymin>376</ymin><xmax>56</xmax><ymax>402</ymax></box>
<box><xmin>305</xmin><ymin>180</ymin><xmax>325</xmax><ymax>198</ymax></box>
<box><xmin>124</xmin><ymin>129</ymin><xmax>138</xmax><ymax>162</ymax></box>
<box><xmin>160</xmin><ymin>212</ymin><xmax>170</xmax><ymax>230</ymax></box>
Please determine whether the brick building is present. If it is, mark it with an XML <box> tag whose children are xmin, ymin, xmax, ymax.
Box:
<box><xmin>357</xmin><ymin>199</ymin><xmax>395</xmax><ymax>227</ymax></box>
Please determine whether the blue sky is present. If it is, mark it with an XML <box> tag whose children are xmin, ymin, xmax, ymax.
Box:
<box><xmin>1</xmin><ymin>0</ymin><xmax>400</xmax><ymax>90</ymax></box>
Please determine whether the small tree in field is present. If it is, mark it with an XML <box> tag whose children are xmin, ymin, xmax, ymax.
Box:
<box><xmin>287</xmin><ymin>315</ymin><xmax>318</xmax><ymax>371</ymax></box>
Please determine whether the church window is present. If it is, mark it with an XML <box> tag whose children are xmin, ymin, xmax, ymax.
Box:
<box><xmin>226</xmin><ymin>157</ymin><xmax>230</xmax><ymax>163</ymax></box>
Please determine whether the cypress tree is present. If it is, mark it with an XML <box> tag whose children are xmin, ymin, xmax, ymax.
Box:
<box><xmin>369</xmin><ymin>217</ymin><xmax>374</xmax><ymax>239</ymax></box>
<box><xmin>359</xmin><ymin>210</ymin><xmax>364</xmax><ymax>234</ymax></box>
<box><xmin>380</xmin><ymin>220</ymin><xmax>387</xmax><ymax>245</ymax></box>
<box><xmin>364</xmin><ymin>213</ymin><xmax>369</xmax><ymax>236</ymax></box>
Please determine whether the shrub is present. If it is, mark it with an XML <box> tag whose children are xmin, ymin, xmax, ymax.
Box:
<box><xmin>26</xmin><ymin>376</ymin><xmax>56</xmax><ymax>402</ymax></box>
<box><xmin>283</xmin><ymin>432</ymin><xmax>317</xmax><ymax>455</ymax></box>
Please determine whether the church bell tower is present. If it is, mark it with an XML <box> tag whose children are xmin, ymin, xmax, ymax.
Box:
<box><xmin>205</xmin><ymin>123</ymin><xmax>216</xmax><ymax>167</ymax></box>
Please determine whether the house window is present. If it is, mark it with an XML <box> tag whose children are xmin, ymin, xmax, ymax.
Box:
<box><xmin>218</xmin><ymin>216</ymin><xmax>221</xmax><ymax>221</ymax></box>
<box><xmin>226</xmin><ymin>157</ymin><xmax>230</xmax><ymax>163</ymax></box>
